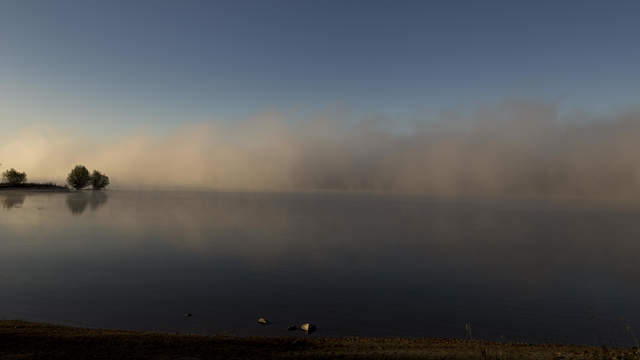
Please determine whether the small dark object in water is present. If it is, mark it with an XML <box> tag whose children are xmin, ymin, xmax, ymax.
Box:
<box><xmin>288</xmin><ymin>324</ymin><xmax>297</xmax><ymax>331</ymax></box>
<box><xmin>184</xmin><ymin>313</ymin><xmax>192</xmax><ymax>318</ymax></box>
<box><xmin>257</xmin><ymin>317</ymin><xmax>268</xmax><ymax>324</ymax></box>
<box><xmin>300</xmin><ymin>323</ymin><xmax>316</xmax><ymax>334</ymax></box>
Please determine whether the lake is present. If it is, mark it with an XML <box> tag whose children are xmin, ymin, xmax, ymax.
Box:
<box><xmin>1</xmin><ymin>190</ymin><xmax>639</xmax><ymax>346</ymax></box>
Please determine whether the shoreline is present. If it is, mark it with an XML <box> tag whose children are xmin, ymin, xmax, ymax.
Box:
<box><xmin>1</xmin><ymin>320</ymin><xmax>637</xmax><ymax>359</ymax></box>
<box><xmin>0</xmin><ymin>183</ymin><xmax>70</xmax><ymax>192</ymax></box>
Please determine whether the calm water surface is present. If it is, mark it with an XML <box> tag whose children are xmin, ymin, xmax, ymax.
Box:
<box><xmin>1</xmin><ymin>190</ymin><xmax>639</xmax><ymax>345</ymax></box>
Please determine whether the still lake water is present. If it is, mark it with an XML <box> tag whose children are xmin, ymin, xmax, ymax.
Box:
<box><xmin>1</xmin><ymin>190</ymin><xmax>640</xmax><ymax>345</ymax></box>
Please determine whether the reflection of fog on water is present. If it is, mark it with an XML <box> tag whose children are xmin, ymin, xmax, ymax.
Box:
<box><xmin>65</xmin><ymin>191</ymin><xmax>109</xmax><ymax>215</ymax></box>
<box><xmin>1</xmin><ymin>194</ymin><xmax>25</xmax><ymax>210</ymax></box>
<box><xmin>2</xmin><ymin>190</ymin><xmax>640</xmax><ymax>345</ymax></box>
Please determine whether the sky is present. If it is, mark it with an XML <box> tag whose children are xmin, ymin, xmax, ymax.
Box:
<box><xmin>1</xmin><ymin>1</ymin><xmax>640</xmax><ymax>195</ymax></box>
<box><xmin>2</xmin><ymin>0</ymin><xmax>640</xmax><ymax>132</ymax></box>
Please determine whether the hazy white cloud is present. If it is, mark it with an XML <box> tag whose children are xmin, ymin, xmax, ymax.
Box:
<box><xmin>2</xmin><ymin>101</ymin><xmax>640</xmax><ymax>199</ymax></box>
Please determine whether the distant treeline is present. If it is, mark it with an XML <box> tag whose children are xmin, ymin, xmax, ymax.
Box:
<box><xmin>1</xmin><ymin>165</ymin><xmax>109</xmax><ymax>190</ymax></box>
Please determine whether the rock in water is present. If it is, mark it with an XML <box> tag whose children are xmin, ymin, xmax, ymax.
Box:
<box><xmin>287</xmin><ymin>324</ymin><xmax>297</xmax><ymax>331</ymax></box>
<box><xmin>257</xmin><ymin>317</ymin><xmax>268</xmax><ymax>325</ymax></box>
<box><xmin>300</xmin><ymin>323</ymin><xmax>316</xmax><ymax>334</ymax></box>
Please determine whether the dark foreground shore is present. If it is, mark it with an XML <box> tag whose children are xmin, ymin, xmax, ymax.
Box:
<box><xmin>1</xmin><ymin>321</ymin><xmax>638</xmax><ymax>359</ymax></box>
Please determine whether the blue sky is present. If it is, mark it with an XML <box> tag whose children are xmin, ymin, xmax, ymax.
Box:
<box><xmin>1</xmin><ymin>0</ymin><xmax>639</xmax><ymax>134</ymax></box>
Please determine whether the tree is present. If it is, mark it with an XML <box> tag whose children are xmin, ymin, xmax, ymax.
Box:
<box><xmin>2</xmin><ymin>168</ymin><xmax>27</xmax><ymax>185</ymax></box>
<box><xmin>67</xmin><ymin>165</ymin><xmax>91</xmax><ymax>190</ymax></box>
<box><xmin>90</xmin><ymin>170</ymin><xmax>110</xmax><ymax>190</ymax></box>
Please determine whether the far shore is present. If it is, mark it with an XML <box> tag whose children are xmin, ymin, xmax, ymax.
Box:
<box><xmin>1</xmin><ymin>320</ymin><xmax>637</xmax><ymax>359</ymax></box>
<box><xmin>0</xmin><ymin>183</ymin><xmax>70</xmax><ymax>192</ymax></box>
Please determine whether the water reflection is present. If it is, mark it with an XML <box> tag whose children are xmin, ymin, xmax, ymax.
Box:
<box><xmin>1</xmin><ymin>190</ymin><xmax>640</xmax><ymax>345</ymax></box>
<box><xmin>2</xmin><ymin>194</ymin><xmax>25</xmax><ymax>210</ymax></box>
<box><xmin>65</xmin><ymin>191</ymin><xmax>109</xmax><ymax>215</ymax></box>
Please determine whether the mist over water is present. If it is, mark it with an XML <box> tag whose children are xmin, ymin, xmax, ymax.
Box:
<box><xmin>3</xmin><ymin>101</ymin><xmax>640</xmax><ymax>199</ymax></box>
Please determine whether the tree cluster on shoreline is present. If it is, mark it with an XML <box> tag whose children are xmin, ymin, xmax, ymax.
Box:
<box><xmin>67</xmin><ymin>165</ymin><xmax>110</xmax><ymax>190</ymax></box>
<box><xmin>1</xmin><ymin>168</ymin><xmax>27</xmax><ymax>185</ymax></box>
<box><xmin>1</xmin><ymin>165</ymin><xmax>109</xmax><ymax>190</ymax></box>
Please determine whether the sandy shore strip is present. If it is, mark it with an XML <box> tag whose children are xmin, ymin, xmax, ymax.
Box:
<box><xmin>1</xmin><ymin>320</ymin><xmax>638</xmax><ymax>359</ymax></box>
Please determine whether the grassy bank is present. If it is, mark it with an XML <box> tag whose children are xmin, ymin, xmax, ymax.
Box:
<box><xmin>1</xmin><ymin>321</ymin><xmax>638</xmax><ymax>359</ymax></box>
<box><xmin>0</xmin><ymin>183</ymin><xmax>70</xmax><ymax>192</ymax></box>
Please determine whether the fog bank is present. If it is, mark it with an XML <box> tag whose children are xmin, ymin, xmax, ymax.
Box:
<box><xmin>2</xmin><ymin>102</ymin><xmax>640</xmax><ymax>199</ymax></box>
